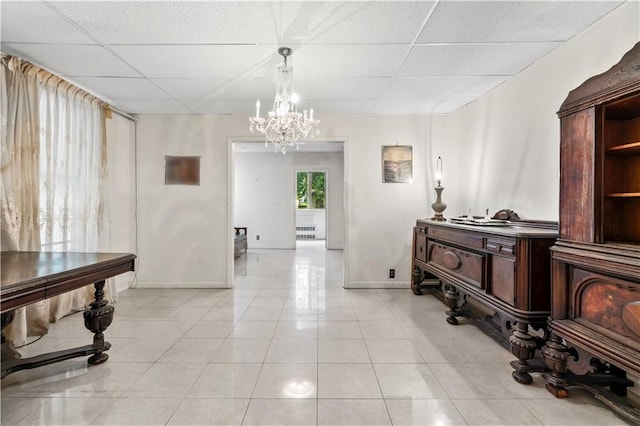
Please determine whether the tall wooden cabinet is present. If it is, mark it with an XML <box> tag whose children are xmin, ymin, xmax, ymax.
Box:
<box><xmin>542</xmin><ymin>42</ymin><xmax>640</xmax><ymax>422</ymax></box>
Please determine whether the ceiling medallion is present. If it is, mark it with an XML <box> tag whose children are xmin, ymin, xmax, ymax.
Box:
<box><xmin>249</xmin><ymin>47</ymin><xmax>320</xmax><ymax>154</ymax></box>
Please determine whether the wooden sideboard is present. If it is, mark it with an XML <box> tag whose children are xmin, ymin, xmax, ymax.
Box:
<box><xmin>541</xmin><ymin>42</ymin><xmax>640</xmax><ymax>423</ymax></box>
<box><xmin>412</xmin><ymin>219</ymin><xmax>557</xmax><ymax>384</ymax></box>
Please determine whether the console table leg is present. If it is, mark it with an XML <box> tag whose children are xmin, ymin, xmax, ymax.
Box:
<box><xmin>411</xmin><ymin>267</ymin><xmax>424</xmax><ymax>295</ymax></box>
<box><xmin>444</xmin><ymin>284</ymin><xmax>460</xmax><ymax>325</ymax></box>
<box><xmin>542</xmin><ymin>333</ymin><xmax>570</xmax><ymax>398</ymax></box>
<box><xmin>509</xmin><ymin>321</ymin><xmax>537</xmax><ymax>384</ymax></box>
<box><xmin>83</xmin><ymin>280</ymin><xmax>114</xmax><ymax>366</ymax></box>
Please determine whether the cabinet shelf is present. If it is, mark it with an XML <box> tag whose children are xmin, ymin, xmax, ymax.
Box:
<box><xmin>607</xmin><ymin>141</ymin><xmax>640</xmax><ymax>156</ymax></box>
<box><xmin>605</xmin><ymin>192</ymin><xmax>640</xmax><ymax>198</ymax></box>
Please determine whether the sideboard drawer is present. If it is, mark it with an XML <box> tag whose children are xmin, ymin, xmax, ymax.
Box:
<box><xmin>428</xmin><ymin>242</ymin><xmax>484</xmax><ymax>288</ymax></box>
<box><xmin>428</xmin><ymin>227</ymin><xmax>484</xmax><ymax>249</ymax></box>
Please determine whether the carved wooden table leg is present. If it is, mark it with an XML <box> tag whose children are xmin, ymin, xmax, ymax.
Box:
<box><xmin>444</xmin><ymin>284</ymin><xmax>460</xmax><ymax>325</ymax></box>
<box><xmin>411</xmin><ymin>267</ymin><xmax>424</xmax><ymax>295</ymax></box>
<box><xmin>83</xmin><ymin>280</ymin><xmax>114</xmax><ymax>365</ymax></box>
<box><xmin>1</xmin><ymin>311</ymin><xmax>20</xmax><ymax>379</ymax></box>
<box><xmin>509</xmin><ymin>321</ymin><xmax>538</xmax><ymax>384</ymax></box>
<box><xmin>542</xmin><ymin>333</ymin><xmax>570</xmax><ymax>398</ymax></box>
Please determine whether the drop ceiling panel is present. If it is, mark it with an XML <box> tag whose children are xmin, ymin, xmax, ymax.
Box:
<box><xmin>298</xmin><ymin>99</ymin><xmax>377</xmax><ymax>114</ymax></box>
<box><xmin>1</xmin><ymin>43</ymin><xmax>141</xmax><ymax>77</ymax></box>
<box><xmin>398</xmin><ymin>42</ymin><xmax>562</xmax><ymax>77</ymax></box>
<box><xmin>241</xmin><ymin>1</ymin><xmax>435</xmax><ymax>44</ymax></box>
<box><xmin>372</xmin><ymin>97</ymin><xmax>476</xmax><ymax>115</ymax></box>
<box><xmin>49</xmin><ymin>1</ymin><xmax>253</xmax><ymax>44</ymax></box>
<box><xmin>0</xmin><ymin>1</ymin><xmax>623</xmax><ymax>115</ymax></box>
<box><xmin>109</xmin><ymin>45</ymin><xmax>266</xmax><ymax>78</ymax></box>
<box><xmin>418</xmin><ymin>1</ymin><xmax>624</xmax><ymax>43</ymax></box>
<box><xmin>259</xmin><ymin>45</ymin><xmax>409</xmax><ymax>78</ymax></box>
<box><xmin>153</xmin><ymin>77</ymin><xmax>275</xmax><ymax>100</ymax></box>
<box><xmin>185</xmin><ymin>99</ymin><xmax>258</xmax><ymax>115</ymax></box>
<box><xmin>0</xmin><ymin>1</ymin><xmax>95</xmax><ymax>44</ymax></box>
<box><xmin>383</xmin><ymin>76</ymin><xmax>509</xmax><ymax>99</ymax></box>
<box><xmin>295</xmin><ymin>78</ymin><xmax>391</xmax><ymax>99</ymax></box>
<box><xmin>71</xmin><ymin>77</ymin><xmax>170</xmax><ymax>99</ymax></box>
<box><xmin>111</xmin><ymin>99</ymin><xmax>192</xmax><ymax>114</ymax></box>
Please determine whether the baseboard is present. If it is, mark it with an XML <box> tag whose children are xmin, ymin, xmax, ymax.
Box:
<box><xmin>345</xmin><ymin>281</ymin><xmax>410</xmax><ymax>289</ymax></box>
<box><xmin>132</xmin><ymin>281</ymin><xmax>231</xmax><ymax>289</ymax></box>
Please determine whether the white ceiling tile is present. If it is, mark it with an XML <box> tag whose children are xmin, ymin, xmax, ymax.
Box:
<box><xmin>241</xmin><ymin>1</ymin><xmax>435</xmax><ymax>44</ymax></box>
<box><xmin>295</xmin><ymin>78</ymin><xmax>391</xmax><ymax>100</ymax></box>
<box><xmin>109</xmin><ymin>45</ymin><xmax>266</xmax><ymax>78</ymax></box>
<box><xmin>431</xmin><ymin>97</ymin><xmax>477</xmax><ymax>114</ymax></box>
<box><xmin>185</xmin><ymin>99</ymin><xmax>256</xmax><ymax>115</ymax></box>
<box><xmin>0</xmin><ymin>1</ymin><xmax>95</xmax><ymax>44</ymax></box>
<box><xmin>70</xmin><ymin>77</ymin><xmax>170</xmax><ymax>100</ymax></box>
<box><xmin>418</xmin><ymin>1</ymin><xmax>624</xmax><ymax>43</ymax></box>
<box><xmin>372</xmin><ymin>97</ymin><xmax>476</xmax><ymax>115</ymax></box>
<box><xmin>153</xmin><ymin>77</ymin><xmax>275</xmax><ymax>100</ymax></box>
<box><xmin>372</xmin><ymin>98</ymin><xmax>437</xmax><ymax>115</ymax></box>
<box><xmin>383</xmin><ymin>76</ymin><xmax>509</xmax><ymax>99</ymax></box>
<box><xmin>111</xmin><ymin>99</ymin><xmax>191</xmax><ymax>115</ymax></box>
<box><xmin>259</xmin><ymin>45</ymin><xmax>410</xmax><ymax>78</ymax></box>
<box><xmin>398</xmin><ymin>43</ymin><xmax>562</xmax><ymax>77</ymax></box>
<box><xmin>48</xmin><ymin>1</ymin><xmax>253</xmax><ymax>44</ymax></box>
<box><xmin>1</xmin><ymin>43</ymin><xmax>140</xmax><ymax>77</ymax></box>
<box><xmin>298</xmin><ymin>99</ymin><xmax>377</xmax><ymax>115</ymax></box>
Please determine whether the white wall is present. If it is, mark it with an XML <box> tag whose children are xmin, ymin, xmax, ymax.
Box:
<box><xmin>135</xmin><ymin>115</ymin><xmax>430</xmax><ymax>288</ymax></box>
<box><xmin>135</xmin><ymin>115</ymin><xmax>238</xmax><ymax>288</ymax></box>
<box><xmin>105</xmin><ymin>114</ymin><xmax>137</xmax><ymax>292</ymax></box>
<box><xmin>429</xmin><ymin>2</ymin><xmax>639</xmax><ymax>221</ymax></box>
<box><xmin>234</xmin><ymin>151</ymin><xmax>342</xmax><ymax>249</ymax></box>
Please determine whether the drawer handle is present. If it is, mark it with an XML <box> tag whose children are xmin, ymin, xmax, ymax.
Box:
<box><xmin>419</xmin><ymin>247</ymin><xmax>423</xmax><ymax>253</ymax></box>
<box><xmin>442</xmin><ymin>251</ymin><xmax>462</xmax><ymax>270</ymax></box>
<box><xmin>486</xmin><ymin>243</ymin><xmax>500</xmax><ymax>251</ymax></box>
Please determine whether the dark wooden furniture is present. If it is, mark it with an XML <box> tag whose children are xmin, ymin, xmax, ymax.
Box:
<box><xmin>1</xmin><ymin>251</ymin><xmax>136</xmax><ymax>378</ymax></box>
<box><xmin>412</xmin><ymin>219</ymin><xmax>557</xmax><ymax>384</ymax></box>
<box><xmin>541</xmin><ymin>42</ymin><xmax>640</xmax><ymax>422</ymax></box>
<box><xmin>234</xmin><ymin>227</ymin><xmax>247</xmax><ymax>257</ymax></box>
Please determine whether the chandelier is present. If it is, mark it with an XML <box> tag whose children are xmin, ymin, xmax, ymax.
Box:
<box><xmin>249</xmin><ymin>47</ymin><xmax>320</xmax><ymax>154</ymax></box>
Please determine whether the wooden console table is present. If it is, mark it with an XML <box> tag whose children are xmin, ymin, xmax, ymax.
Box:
<box><xmin>411</xmin><ymin>219</ymin><xmax>557</xmax><ymax>384</ymax></box>
<box><xmin>1</xmin><ymin>251</ymin><xmax>136</xmax><ymax>378</ymax></box>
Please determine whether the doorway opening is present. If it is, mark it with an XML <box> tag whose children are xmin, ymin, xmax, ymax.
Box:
<box><xmin>229</xmin><ymin>138</ymin><xmax>347</xmax><ymax>287</ymax></box>
<box><xmin>295</xmin><ymin>170</ymin><xmax>327</xmax><ymax>248</ymax></box>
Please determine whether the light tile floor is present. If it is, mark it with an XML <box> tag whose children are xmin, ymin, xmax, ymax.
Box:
<box><xmin>1</xmin><ymin>241</ymin><xmax>633</xmax><ymax>425</ymax></box>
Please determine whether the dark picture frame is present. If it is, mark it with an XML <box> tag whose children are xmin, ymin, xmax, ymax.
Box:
<box><xmin>164</xmin><ymin>156</ymin><xmax>200</xmax><ymax>185</ymax></box>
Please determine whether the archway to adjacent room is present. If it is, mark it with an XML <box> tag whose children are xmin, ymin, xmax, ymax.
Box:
<box><xmin>227</xmin><ymin>137</ymin><xmax>348</xmax><ymax>288</ymax></box>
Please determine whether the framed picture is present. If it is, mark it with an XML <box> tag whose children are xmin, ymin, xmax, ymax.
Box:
<box><xmin>382</xmin><ymin>145</ymin><xmax>412</xmax><ymax>183</ymax></box>
<box><xmin>165</xmin><ymin>156</ymin><xmax>200</xmax><ymax>185</ymax></box>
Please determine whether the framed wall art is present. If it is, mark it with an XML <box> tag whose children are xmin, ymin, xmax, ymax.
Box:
<box><xmin>382</xmin><ymin>145</ymin><xmax>412</xmax><ymax>183</ymax></box>
<box><xmin>164</xmin><ymin>156</ymin><xmax>200</xmax><ymax>185</ymax></box>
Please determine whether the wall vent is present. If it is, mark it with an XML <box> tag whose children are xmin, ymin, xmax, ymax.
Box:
<box><xmin>296</xmin><ymin>226</ymin><xmax>316</xmax><ymax>240</ymax></box>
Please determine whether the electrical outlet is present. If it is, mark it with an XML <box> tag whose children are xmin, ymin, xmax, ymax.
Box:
<box><xmin>256</xmin><ymin>235</ymin><xmax>260</xmax><ymax>240</ymax></box>
<box><xmin>389</xmin><ymin>269</ymin><xmax>395</xmax><ymax>279</ymax></box>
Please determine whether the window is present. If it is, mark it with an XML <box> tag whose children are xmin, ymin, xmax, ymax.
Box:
<box><xmin>296</xmin><ymin>171</ymin><xmax>325</xmax><ymax>209</ymax></box>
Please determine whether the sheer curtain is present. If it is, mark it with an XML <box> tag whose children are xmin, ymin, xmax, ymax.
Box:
<box><xmin>39</xmin><ymin>79</ymin><xmax>112</xmax><ymax>322</ymax></box>
<box><xmin>1</xmin><ymin>56</ymin><xmax>112</xmax><ymax>346</ymax></box>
